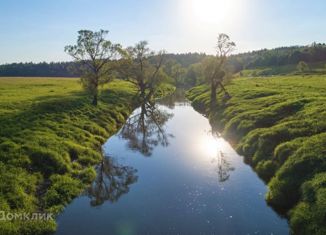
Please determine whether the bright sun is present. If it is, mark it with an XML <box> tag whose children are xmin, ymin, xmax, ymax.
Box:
<box><xmin>191</xmin><ymin>0</ymin><xmax>235</xmax><ymax>24</ymax></box>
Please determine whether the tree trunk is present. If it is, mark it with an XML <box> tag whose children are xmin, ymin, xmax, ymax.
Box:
<box><xmin>92</xmin><ymin>93</ymin><xmax>98</xmax><ymax>106</ymax></box>
<box><xmin>218</xmin><ymin>82</ymin><xmax>231</xmax><ymax>99</ymax></box>
<box><xmin>139</xmin><ymin>80</ymin><xmax>146</xmax><ymax>101</ymax></box>
<box><xmin>92</xmin><ymin>77</ymin><xmax>99</xmax><ymax>106</ymax></box>
<box><xmin>210</xmin><ymin>82</ymin><xmax>217</xmax><ymax>109</ymax></box>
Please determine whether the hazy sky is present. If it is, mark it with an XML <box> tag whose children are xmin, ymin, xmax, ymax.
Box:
<box><xmin>0</xmin><ymin>0</ymin><xmax>325</xmax><ymax>63</ymax></box>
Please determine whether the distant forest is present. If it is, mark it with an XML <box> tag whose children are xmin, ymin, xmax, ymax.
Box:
<box><xmin>228</xmin><ymin>42</ymin><xmax>326</xmax><ymax>71</ymax></box>
<box><xmin>1</xmin><ymin>43</ymin><xmax>326</xmax><ymax>77</ymax></box>
<box><xmin>0</xmin><ymin>53</ymin><xmax>207</xmax><ymax>77</ymax></box>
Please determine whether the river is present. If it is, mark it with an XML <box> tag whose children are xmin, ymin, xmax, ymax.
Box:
<box><xmin>55</xmin><ymin>91</ymin><xmax>289</xmax><ymax>235</ymax></box>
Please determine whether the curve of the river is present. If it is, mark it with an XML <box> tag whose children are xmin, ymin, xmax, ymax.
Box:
<box><xmin>56</xmin><ymin>91</ymin><xmax>289</xmax><ymax>235</ymax></box>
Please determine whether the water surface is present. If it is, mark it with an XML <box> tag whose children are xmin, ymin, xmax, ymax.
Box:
<box><xmin>56</xmin><ymin>92</ymin><xmax>289</xmax><ymax>235</ymax></box>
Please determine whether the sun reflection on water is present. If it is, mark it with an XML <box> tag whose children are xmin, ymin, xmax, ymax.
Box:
<box><xmin>199</xmin><ymin>131</ymin><xmax>228</xmax><ymax>158</ymax></box>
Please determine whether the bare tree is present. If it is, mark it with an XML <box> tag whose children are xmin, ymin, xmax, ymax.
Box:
<box><xmin>65</xmin><ymin>30</ymin><xmax>122</xmax><ymax>105</ymax></box>
<box><xmin>117</xmin><ymin>41</ymin><xmax>167</xmax><ymax>101</ymax></box>
<box><xmin>205</xmin><ymin>34</ymin><xmax>236</xmax><ymax>108</ymax></box>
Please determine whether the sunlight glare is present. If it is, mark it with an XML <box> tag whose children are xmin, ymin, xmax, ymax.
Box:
<box><xmin>200</xmin><ymin>134</ymin><xmax>219</xmax><ymax>157</ymax></box>
<box><xmin>191</xmin><ymin>0</ymin><xmax>236</xmax><ymax>25</ymax></box>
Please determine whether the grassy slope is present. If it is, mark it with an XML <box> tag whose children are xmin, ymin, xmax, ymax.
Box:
<box><xmin>187</xmin><ymin>75</ymin><xmax>326</xmax><ymax>235</ymax></box>
<box><xmin>0</xmin><ymin>77</ymin><xmax>174</xmax><ymax>234</ymax></box>
<box><xmin>241</xmin><ymin>61</ymin><xmax>326</xmax><ymax>77</ymax></box>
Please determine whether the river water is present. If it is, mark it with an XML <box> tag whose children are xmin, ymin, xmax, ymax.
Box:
<box><xmin>56</xmin><ymin>91</ymin><xmax>289</xmax><ymax>235</ymax></box>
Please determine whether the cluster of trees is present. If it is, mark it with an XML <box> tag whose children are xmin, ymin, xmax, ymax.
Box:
<box><xmin>64</xmin><ymin>30</ymin><xmax>212</xmax><ymax>105</ymax></box>
<box><xmin>0</xmin><ymin>30</ymin><xmax>235</xmax><ymax>108</ymax></box>
<box><xmin>228</xmin><ymin>42</ymin><xmax>326</xmax><ymax>71</ymax></box>
<box><xmin>65</xmin><ymin>30</ymin><xmax>172</xmax><ymax>105</ymax></box>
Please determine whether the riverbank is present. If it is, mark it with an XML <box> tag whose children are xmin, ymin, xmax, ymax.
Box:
<box><xmin>186</xmin><ymin>75</ymin><xmax>326</xmax><ymax>235</ymax></box>
<box><xmin>55</xmin><ymin>90</ymin><xmax>288</xmax><ymax>235</ymax></box>
<box><xmin>0</xmin><ymin>77</ymin><xmax>174</xmax><ymax>234</ymax></box>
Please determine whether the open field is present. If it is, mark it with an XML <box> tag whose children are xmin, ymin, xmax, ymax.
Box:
<box><xmin>0</xmin><ymin>77</ymin><xmax>140</xmax><ymax>234</ymax></box>
<box><xmin>187</xmin><ymin>75</ymin><xmax>326</xmax><ymax>234</ymax></box>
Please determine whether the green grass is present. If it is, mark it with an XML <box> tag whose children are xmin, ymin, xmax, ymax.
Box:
<box><xmin>186</xmin><ymin>75</ymin><xmax>326</xmax><ymax>234</ymax></box>
<box><xmin>0</xmin><ymin>77</ymin><xmax>141</xmax><ymax>234</ymax></box>
<box><xmin>241</xmin><ymin>61</ymin><xmax>326</xmax><ymax>77</ymax></box>
<box><xmin>155</xmin><ymin>82</ymin><xmax>177</xmax><ymax>99</ymax></box>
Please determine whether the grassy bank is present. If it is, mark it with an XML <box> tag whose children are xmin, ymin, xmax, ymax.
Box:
<box><xmin>186</xmin><ymin>75</ymin><xmax>326</xmax><ymax>235</ymax></box>
<box><xmin>0</xmin><ymin>77</ymin><xmax>174</xmax><ymax>234</ymax></box>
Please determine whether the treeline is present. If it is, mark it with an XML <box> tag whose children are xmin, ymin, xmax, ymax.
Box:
<box><xmin>2</xmin><ymin>43</ymin><xmax>326</xmax><ymax>79</ymax></box>
<box><xmin>0</xmin><ymin>53</ymin><xmax>206</xmax><ymax>77</ymax></box>
<box><xmin>229</xmin><ymin>42</ymin><xmax>326</xmax><ymax>71</ymax></box>
<box><xmin>0</xmin><ymin>62</ymin><xmax>78</xmax><ymax>77</ymax></box>
<box><xmin>163</xmin><ymin>53</ymin><xmax>206</xmax><ymax>67</ymax></box>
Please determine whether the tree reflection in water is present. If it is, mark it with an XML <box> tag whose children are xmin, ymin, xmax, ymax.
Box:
<box><xmin>157</xmin><ymin>89</ymin><xmax>188</xmax><ymax>109</ymax></box>
<box><xmin>212</xmin><ymin>151</ymin><xmax>235</xmax><ymax>182</ymax></box>
<box><xmin>119</xmin><ymin>100</ymin><xmax>173</xmax><ymax>157</ymax></box>
<box><xmin>87</xmin><ymin>156</ymin><xmax>138</xmax><ymax>207</ymax></box>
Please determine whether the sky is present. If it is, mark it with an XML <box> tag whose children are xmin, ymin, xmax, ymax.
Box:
<box><xmin>0</xmin><ymin>0</ymin><xmax>325</xmax><ymax>63</ymax></box>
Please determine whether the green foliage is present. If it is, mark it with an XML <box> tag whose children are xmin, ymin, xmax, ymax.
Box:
<box><xmin>117</xmin><ymin>41</ymin><xmax>168</xmax><ymax>100</ymax></box>
<box><xmin>186</xmin><ymin>75</ymin><xmax>326</xmax><ymax>234</ymax></box>
<box><xmin>229</xmin><ymin>42</ymin><xmax>326</xmax><ymax>73</ymax></box>
<box><xmin>65</xmin><ymin>30</ymin><xmax>123</xmax><ymax>105</ymax></box>
<box><xmin>297</xmin><ymin>61</ymin><xmax>309</xmax><ymax>75</ymax></box>
<box><xmin>240</xmin><ymin>60</ymin><xmax>326</xmax><ymax>77</ymax></box>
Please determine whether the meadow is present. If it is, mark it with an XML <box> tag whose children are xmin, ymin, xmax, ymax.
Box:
<box><xmin>0</xmin><ymin>77</ymin><xmax>175</xmax><ymax>234</ymax></box>
<box><xmin>240</xmin><ymin>61</ymin><xmax>326</xmax><ymax>77</ymax></box>
<box><xmin>187</xmin><ymin>75</ymin><xmax>326</xmax><ymax>235</ymax></box>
